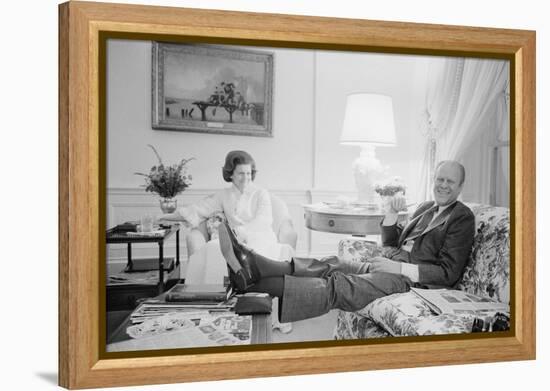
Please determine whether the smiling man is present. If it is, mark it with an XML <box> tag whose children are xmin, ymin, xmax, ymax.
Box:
<box><xmin>219</xmin><ymin>160</ymin><xmax>475</xmax><ymax>323</ymax></box>
<box><xmin>374</xmin><ymin>160</ymin><xmax>472</xmax><ymax>288</ymax></box>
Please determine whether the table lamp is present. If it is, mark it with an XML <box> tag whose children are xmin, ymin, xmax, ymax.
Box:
<box><xmin>340</xmin><ymin>93</ymin><xmax>397</xmax><ymax>207</ymax></box>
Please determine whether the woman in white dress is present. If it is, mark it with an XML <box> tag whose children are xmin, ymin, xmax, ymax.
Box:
<box><xmin>161</xmin><ymin>150</ymin><xmax>293</xmax><ymax>332</ymax></box>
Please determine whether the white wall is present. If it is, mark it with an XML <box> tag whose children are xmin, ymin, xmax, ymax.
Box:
<box><xmin>314</xmin><ymin>50</ymin><xmax>429</xmax><ymax>197</ymax></box>
<box><xmin>107</xmin><ymin>40</ymin><xmax>430</xmax><ymax>194</ymax></box>
<box><xmin>107</xmin><ymin>40</ymin><xmax>315</xmax><ymax>191</ymax></box>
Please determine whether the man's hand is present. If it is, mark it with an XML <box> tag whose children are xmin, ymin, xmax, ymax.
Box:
<box><xmin>382</xmin><ymin>195</ymin><xmax>407</xmax><ymax>226</ymax></box>
<box><xmin>388</xmin><ymin>195</ymin><xmax>407</xmax><ymax>214</ymax></box>
<box><xmin>368</xmin><ymin>257</ymin><xmax>403</xmax><ymax>274</ymax></box>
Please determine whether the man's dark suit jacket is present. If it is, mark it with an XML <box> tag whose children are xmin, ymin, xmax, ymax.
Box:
<box><xmin>380</xmin><ymin>201</ymin><xmax>475</xmax><ymax>289</ymax></box>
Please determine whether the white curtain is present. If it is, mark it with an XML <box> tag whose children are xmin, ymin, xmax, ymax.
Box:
<box><xmin>494</xmin><ymin>79</ymin><xmax>510</xmax><ymax>206</ymax></box>
<box><xmin>418</xmin><ymin>57</ymin><xmax>509</xmax><ymax>204</ymax></box>
<box><xmin>418</xmin><ymin>58</ymin><xmax>464</xmax><ymax>200</ymax></box>
<box><xmin>437</xmin><ymin>59</ymin><xmax>509</xmax><ymax>162</ymax></box>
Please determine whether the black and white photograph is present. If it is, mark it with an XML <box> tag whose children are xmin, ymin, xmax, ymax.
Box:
<box><xmin>7</xmin><ymin>0</ymin><xmax>548</xmax><ymax>390</ymax></box>
<box><xmin>105</xmin><ymin>39</ymin><xmax>511</xmax><ymax>353</ymax></box>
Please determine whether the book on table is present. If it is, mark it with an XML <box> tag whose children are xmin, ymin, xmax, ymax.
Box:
<box><xmin>164</xmin><ymin>283</ymin><xmax>231</xmax><ymax>303</ymax></box>
<box><xmin>411</xmin><ymin>288</ymin><xmax>509</xmax><ymax>316</ymax></box>
<box><xmin>124</xmin><ymin>257</ymin><xmax>175</xmax><ymax>273</ymax></box>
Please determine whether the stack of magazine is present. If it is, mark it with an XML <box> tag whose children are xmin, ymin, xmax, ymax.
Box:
<box><xmin>411</xmin><ymin>288</ymin><xmax>509</xmax><ymax>316</ymax></box>
<box><xmin>110</xmin><ymin>282</ymin><xmax>252</xmax><ymax>350</ymax></box>
<box><xmin>130</xmin><ymin>283</ymin><xmax>235</xmax><ymax>324</ymax></box>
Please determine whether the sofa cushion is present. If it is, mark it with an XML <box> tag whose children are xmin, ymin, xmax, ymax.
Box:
<box><xmin>458</xmin><ymin>204</ymin><xmax>510</xmax><ymax>303</ymax></box>
<box><xmin>334</xmin><ymin>310</ymin><xmax>391</xmax><ymax>339</ymax></box>
<box><xmin>205</xmin><ymin>212</ymin><xmax>226</xmax><ymax>240</ymax></box>
<box><xmin>361</xmin><ymin>291</ymin><xmax>476</xmax><ymax>336</ymax></box>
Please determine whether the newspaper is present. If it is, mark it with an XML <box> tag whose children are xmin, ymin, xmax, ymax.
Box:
<box><xmin>411</xmin><ymin>288</ymin><xmax>509</xmax><ymax>316</ymax></box>
<box><xmin>106</xmin><ymin>311</ymin><xmax>252</xmax><ymax>352</ymax></box>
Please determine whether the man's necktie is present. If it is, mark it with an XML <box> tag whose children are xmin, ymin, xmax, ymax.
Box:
<box><xmin>405</xmin><ymin>206</ymin><xmax>438</xmax><ymax>241</ymax></box>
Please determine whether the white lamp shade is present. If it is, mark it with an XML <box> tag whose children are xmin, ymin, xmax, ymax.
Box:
<box><xmin>340</xmin><ymin>93</ymin><xmax>397</xmax><ymax>146</ymax></box>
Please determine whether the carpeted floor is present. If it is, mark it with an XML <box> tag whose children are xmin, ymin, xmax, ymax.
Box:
<box><xmin>271</xmin><ymin>310</ymin><xmax>339</xmax><ymax>343</ymax></box>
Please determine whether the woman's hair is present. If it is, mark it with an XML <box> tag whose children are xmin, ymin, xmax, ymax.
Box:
<box><xmin>222</xmin><ymin>150</ymin><xmax>257</xmax><ymax>182</ymax></box>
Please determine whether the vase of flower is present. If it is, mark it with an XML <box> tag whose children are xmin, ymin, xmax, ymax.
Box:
<box><xmin>159</xmin><ymin>198</ymin><xmax>178</xmax><ymax>214</ymax></box>
<box><xmin>374</xmin><ymin>177</ymin><xmax>407</xmax><ymax>213</ymax></box>
<box><xmin>135</xmin><ymin>144</ymin><xmax>194</xmax><ymax>213</ymax></box>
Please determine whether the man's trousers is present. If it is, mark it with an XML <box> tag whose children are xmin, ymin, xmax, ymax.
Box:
<box><xmin>279</xmin><ymin>256</ymin><xmax>413</xmax><ymax>323</ymax></box>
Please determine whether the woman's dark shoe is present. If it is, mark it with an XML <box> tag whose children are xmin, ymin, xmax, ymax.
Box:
<box><xmin>219</xmin><ymin>223</ymin><xmax>262</xmax><ymax>288</ymax></box>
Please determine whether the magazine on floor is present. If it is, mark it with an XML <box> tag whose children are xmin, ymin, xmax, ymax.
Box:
<box><xmin>106</xmin><ymin>311</ymin><xmax>252</xmax><ymax>352</ymax></box>
<box><xmin>411</xmin><ymin>288</ymin><xmax>509</xmax><ymax>316</ymax></box>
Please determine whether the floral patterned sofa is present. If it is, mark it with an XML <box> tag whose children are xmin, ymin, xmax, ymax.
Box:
<box><xmin>333</xmin><ymin>203</ymin><xmax>510</xmax><ymax>339</ymax></box>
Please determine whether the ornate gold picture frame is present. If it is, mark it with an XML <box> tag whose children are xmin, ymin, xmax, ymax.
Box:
<box><xmin>59</xmin><ymin>1</ymin><xmax>535</xmax><ymax>388</ymax></box>
<box><xmin>152</xmin><ymin>42</ymin><xmax>274</xmax><ymax>136</ymax></box>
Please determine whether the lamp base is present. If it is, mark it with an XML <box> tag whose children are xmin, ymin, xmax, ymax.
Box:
<box><xmin>352</xmin><ymin>145</ymin><xmax>383</xmax><ymax>206</ymax></box>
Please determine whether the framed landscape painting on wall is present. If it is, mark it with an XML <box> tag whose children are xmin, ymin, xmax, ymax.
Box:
<box><xmin>152</xmin><ymin>42</ymin><xmax>274</xmax><ymax>137</ymax></box>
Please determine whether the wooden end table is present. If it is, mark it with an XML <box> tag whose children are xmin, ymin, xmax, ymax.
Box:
<box><xmin>303</xmin><ymin>203</ymin><xmax>409</xmax><ymax>236</ymax></box>
<box><xmin>106</xmin><ymin>224</ymin><xmax>181</xmax><ymax>294</ymax></box>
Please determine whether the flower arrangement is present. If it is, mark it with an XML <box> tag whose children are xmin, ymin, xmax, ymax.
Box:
<box><xmin>374</xmin><ymin>177</ymin><xmax>407</xmax><ymax>197</ymax></box>
<box><xmin>135</xmin><ymin>145</ymin><xmax>194</xmax><ymax>198</ymax></box>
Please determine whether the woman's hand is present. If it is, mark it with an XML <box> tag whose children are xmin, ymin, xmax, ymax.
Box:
<box><xmin>234</xmin><ymin>225</ymin><xmax>248</xmax><ymax>243</ymax></box>
<box><xmin>157</xmin><ymin>213</ymin><xmax>180</xmax><ymax>222</ymax></box>
<box><xmin>231</xmin><ymin>216</ymin><xmax>245</xmax><ymax>226</ymax></box>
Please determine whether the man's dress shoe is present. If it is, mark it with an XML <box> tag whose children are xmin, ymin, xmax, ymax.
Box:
<box><xmin>219</xmin><ymin>223</ymin><xmax>261</xmax><ymax>292</ymax></box>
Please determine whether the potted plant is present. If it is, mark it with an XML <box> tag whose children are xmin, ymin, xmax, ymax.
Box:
<box><xmin>135</xmin><ymin>145</ymin><xmax>194</xmax><ymax>213</ymax></box>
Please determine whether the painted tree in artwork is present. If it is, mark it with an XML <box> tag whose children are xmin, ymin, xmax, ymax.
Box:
<box><xmin>194</xmin><ymin>81</ymin><xmax>250</xmax><ymax>123</ymax></box>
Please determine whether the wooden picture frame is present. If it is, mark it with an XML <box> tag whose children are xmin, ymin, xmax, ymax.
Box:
<box><xmin>59</xmin><ymin>1</ymin><xmax>535</xmax><ymax>389</ymax></box>
<box><xmin>152</xmin><ymin>42</ymin><xmax>274</xmax><ymax>137</ymax></box>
